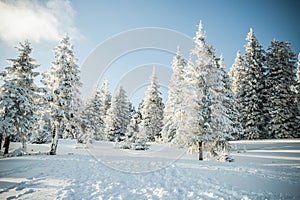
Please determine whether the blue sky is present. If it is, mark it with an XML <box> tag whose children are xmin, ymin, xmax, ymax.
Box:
<box><xmin>0</xmin><ymin>0</ymin><xmax>299</xmax><ymax>105</ymax></box>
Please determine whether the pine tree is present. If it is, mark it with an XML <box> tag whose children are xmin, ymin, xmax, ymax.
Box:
<box><xmin>198</xmin><ymin>51</ymin><xmax>232</xmax><ymax>156</ymax></box>
<box><xmin>229</xmin><ymin>51</ymin><xmax>244</xmax><ymax>94</ymax></box>
<box><xmin>0</xmin><ymin>41</ymin><xmax>40</xmax><ymax>153</ymax></box>
<box><xmin>173</xmin><ymin>22</ymin><xmax>233</xmax><ymax>159</ymax></box>
<box><xmin>171</xmin><ymin>22</ymin><xmax>211</xmax><ymax>149</ymax></box>
<box><xmin>99</xmin><ymin>79</ymin><xmax>112</xmax><ymax>122</ymax></box>
<box><xmin>79</xmin><ymin>87</ymin><xmax>104</xmax><ymax>143</ymax></box>
<box><xmin>161</xmin><ymin>47</ymin><xmax>186</xmax><ymax>142</ymax></box>
<box><xmin>264</xmin><ymin>40</ymin><xmax>298</xmax><ymax>138</ymax></box>
<box><xmin>30</xmin><ymin>110</ymin><xmax>52</xmax><ymax>144</ymax></box>
<box><xmin>237</xmin><ymin>28</ymin><xmax>265</xmax><ymax>140</ymax></box>
<box><xmin>171</xmin><ymin>57</ymin><xmax>202</xmax><ymax>148</ymax></box>
<box><xmin>139</xmin><ymin>69</ymin><xmax>164</xmax><ymax>142</ymax></box>
<box><xmin>218</xmin><ymin>56</ymin><xmax>242</xmax><ymax>140</ymax></box>
<box><xmin>125</xmin><ymin>110</ymin><xmax>142</xmax><ymax>143</ymax></box>
<box><xmin>30</xmin><ymin>72</ymin><xmax>53</xmax><ymax>144</ymax></box>
<box><xmin>104</xmin><ymin>87</ymin><xmax>131</xmax><ymax>142</ymax></box>
<box><xmin>48</xmin><ymin>35</ymin><xmax>82</xmax><ymax>155</ymax></box>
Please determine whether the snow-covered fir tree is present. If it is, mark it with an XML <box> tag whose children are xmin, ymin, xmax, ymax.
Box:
<box><xmin>236</xmin><ymin>28</ymin><xmax>265</xmax><ymax>140</ymax></box>
<box><xmin>218</xmin><ymin>56</ymin><xmax>242</xmax><ymax>140</ymax></box>
<box><xmin>197</xmin><ymin>50</ymin><xmax>232</xmax><ymax>157</ymax></box>
<box><xmin>0</xmin><ymin>41</ymin><xmax>40</xmax><ymax>152</ymax></box>
<box><xmin>48</xmin><ymin>35</ymin><xmax>82</xmax><ymax>155</ymax></box>
<box><xmin>125</xmin><ymin>110</ymin><xmax>142</xmax><ymax>143</ymax></box>
<box><xmin>125</xmin><ymin>110</ymin><xmax>148</xmax><ymax>149</ymax></box>
<box><xmin>161</xmin><ymin>47</ymin><xmax>186</xmax><ymax>142</ymax></box>
<box><xmin>173</xmin><ymin>21</ymin><xmax>233</xmax><ymax>158</ymax></box>
<box><xmin>229</xmin><ymin>51</ymin><xmax>244</xmax><ymax>94</ymax></box>
<box><xmin>104</xmin><ymin>86</ymin><xmax>131</xmax><ymax>142</ymax></box>
<box><xmin>139</xmin><ymin>68</ymin><xmax>164</xmax><ymax>142</ymax></box>
<box><xmin>263</xmin><ymin>40</ymin><xmax>298</xmax><ymax>138</ymax></box>
<box><xmin>98</xmin><ymin>79</ymin><xmax>112</xmax><ymax>122</ymax></box>
<box><xmin>171</xmin><ymin>57</ymin><xmax>202</xmax><ymax>148</ymax></box>
<box><xmin>30</xmin><ymin>72</ymin><xmax>53</xmax><ymax>144</ymax></box>
<box><xmin>78</xmin><ymin>86</ymin><xmax>105</xmax><ymax>143</ymax></box>
<box><xmin>30</xmin><ymin>114</ymin><xmax>52</xmax><ymax>144</ymax></box>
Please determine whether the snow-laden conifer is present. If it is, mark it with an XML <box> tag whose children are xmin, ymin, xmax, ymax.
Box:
<box><xmin>218</xmin><ymin>56</ymin><xmax>242</xmax><ymax>140</ymax></box>
<box><xmin>98</xmin><ymin>79</ymin><xmax>112</xmax><ymax>122</ymax></box>
<box><xmin>78</xmin><ymin>86</ymin><xmax>105</xmax><ymax>143</ymax></box>
<box><xmin>139</xmin><ymin>69</ymin><xmax>164</xmax><ymax>142</ymax></box>
<box><xmin>104</xmin><ymin>87</ymin><xmax>131</xmax><ymax>142</ymax></box>
<box><xmin>48</xmin><ymin>35</ymin><xmax>82</xmax><ymax>155</ymax></box>
<box><xmin>229</xmin><ymin>51</ymin><xmax>244</xmax><ymax>94</ymax></box>
<box><xmin>171</xmin><ymin>57</ymin><xmax>202</xmax><ymax>148</ymax></box>
<box><xmin>236</xmin><ymin>28</ymin><xmax>265</xmax><ymax>140</ymax></box>
<box><xmin>161</xmin><ymin>47</ymin><xmax>186</xmax><ymax>142</ymax></box>
<box><xmin>0</xmin><ymin>41</ymin><xmax>40</xmax><ymax>153</ymax></box>
<box><xmin>264</xmin><ymin>40</ymin><xmax>298</xmax><ymax>138</ymax></box>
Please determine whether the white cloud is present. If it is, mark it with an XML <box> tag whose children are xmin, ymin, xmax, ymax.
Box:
<box><xmin>0</xmin><ymin>0</ymin><xmax>79</xmax><ymax>43</ymax></box>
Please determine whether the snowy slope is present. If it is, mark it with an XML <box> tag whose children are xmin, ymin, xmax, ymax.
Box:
<box><xmin>0</xmin><ymin>139</ymin><xmax>300</xmax><ymax>199</ymax></box>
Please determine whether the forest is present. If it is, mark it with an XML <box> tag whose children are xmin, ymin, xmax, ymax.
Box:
<box><xmin>1</xmin><ymin>22</ymin><xmax>299</xmax><ymax>160</ymax></box>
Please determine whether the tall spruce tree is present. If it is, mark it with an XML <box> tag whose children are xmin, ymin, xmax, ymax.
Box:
<box><xmin>264</xmin><ymin>40</ymin><xmax>298</xmax><ymax>138</ymax></box>
<box><xmin>161</xmin><ymin>47</ymin><xmax>186</xmax><ymax>142</ymax></box>
<box><xmin>79</xmin><ymin>87</ymin><xmax>105</xmax><ymax>143</ymax></box>
<box><xmin>218</xmin><ymin>56</ymin><xmax>241</xmax><ymax>140</ymax></box>
<box><xmin>0</xmin><ymin>41</ymin><xmax>40</xmax><ymax>153</ymax></box>
<box><xmin>140</xmin><ymin>68</ymin><xmax>164</xmax><ymax>142</ymax></box>
<box><xmin>237</xmin><ymin>28</ymin><xmax>265</xmax><ymax>140</ymax></box>
<box><xmin>104</xmin><ymin>87</ymin><xmax>131</xmax><ymax>142</ymax></box>
<box><xmin>171</xmin><ymin>57</ymin><xmax>202</xmax><ymax>148</ymax></box>
<box><xmin>99</xmin><ymin>79</ymin><xmax>112</xmax><ymax>122</ymax></box>
<box><xmin>229</xmin><ymin>51</ymin><xmax>244</xmax><ymax>94</ymax></box>
<box><xmin>48</xmin><ymin>35</ymin><xmax>82</xmax><ymax>155</ymax></box>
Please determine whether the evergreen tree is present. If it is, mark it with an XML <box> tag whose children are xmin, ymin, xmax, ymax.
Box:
<box><xmin>171</xmin><ymin>57</ymin><xmax>202</xmax><ymax>148</ymax></box>
<box><xmin>125</xmin><ymin>110</ymin><xmax>142</xmax><ymax>143</ymax></box>
<box><xmin>0</xmin><ymin>41</ymin><xmax>40</xmax><ymax>152</ymax></box>
<box><xmin>173</xmin><ymin>22</ymin><xmax>233</xmax><ymax>158</ymax></box>
<box><xmin>197</xmin><ymin>50</ymin><xmax>232</xmax><ymax>156</ymax></box>
<box><xmin>139</xmin><ymin>69</ymin><xmax>164</xmax><ymax>142</ymax></box>
<box><xmin>48</xmin><ymin>35</ymin><xmax>82</xmax><ymax>155</ymax></box>
<box><xmin>218</xmin><ymin>56</ymin><xmax>242</xmax><ymax>140</ymax></box>
<box><xmin>161</xmin><ymin>47</ymin><xmax>186</xmax><ymax>142</ymax></box>
<box><xmin>236</xmin><ymin>28</ymin><xmax>265</xmax><ymax>140</ymax></box>
<box><xmin>78</xmin><ymin>87</ymin><xmax>105</xmax><ymax>143</ymax></box>
<box><xmin>264</xmin><ymin>40</ymin><xmax>298</xmax><ymax>138</ymax></box>
<box><xmin>229</xmin><ymin>51</ymin><xmax>244</xmax><ymax>94</ymax></box>
<box><xmin>171</xmin><ymin>22</ymin><xmax>212</xmax><ymax>149</ymax></box>
<box><xmin>30</xmin><ymin>110</ymin><xmax>52</xmax><ymax>144</ymax></box>
<box><xmin>30</xmin><ymin>72</ymin><xmax>53</xmax><ymax>144</ymax></box>
<box><xmin>104</xmin><ymin>87</ymin><xmax>131</xmax><ymax>142</ymax></box>
<box><xmin>99</xmin><ymin>79</ymin><xmax>112</xmax><ymax>122</ymax></box>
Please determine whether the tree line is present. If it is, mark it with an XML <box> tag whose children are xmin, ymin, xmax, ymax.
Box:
<box><xmin>0</xmin><ymin>22</ymin><xmax>299</xmax><ymax>159</ymax></box>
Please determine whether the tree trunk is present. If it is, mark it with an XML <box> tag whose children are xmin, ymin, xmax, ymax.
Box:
<box><xmin>3</xmin><ymin>135</ymin><xmax>11</xmax><ymax>154</ymax></box>
<box><xmin>198</xmin><ymin>141</ymin><xmax>203</xmax><ymax>160</ymax></box>
<box><xmin>20</xmin><ymin>127</ymin><xmax>27</xmax><ymax>152</ymax></box>
<box><xmin>0</xmin><ymin>134</ymin><xmax>2</xmax><ymax>150</ymax></box>
<box><xmin>49</xmin><ymin>123</ymin><xmax>59</xmax><ymax>155</ymax></box>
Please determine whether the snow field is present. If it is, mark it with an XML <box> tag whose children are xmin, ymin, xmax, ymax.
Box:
<box><xmin>0</xmin><ymin>139</ymin><xmax>300</xmax><ymax>199</ymax></box>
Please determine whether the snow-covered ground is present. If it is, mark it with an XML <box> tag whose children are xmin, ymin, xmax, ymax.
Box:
<box><xmin>0</xmin><ymin>139</ymin><xmax>300</xmax><ymax>199</ymax></box>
